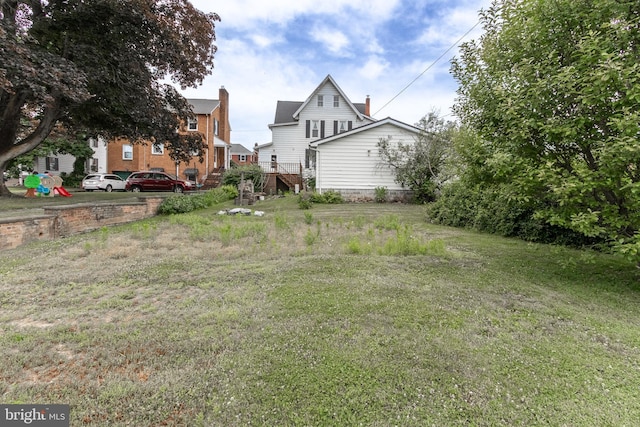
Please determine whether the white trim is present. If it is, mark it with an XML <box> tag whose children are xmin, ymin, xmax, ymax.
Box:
<box><xmin>309</xmin><ymin>117</ymin><xmax>421</xmax><ymax>147</ymax></box>
<box><xmin>292</xmin><ymin>75</ymin><xmax>364</xmax><ymax>121</ymax></box>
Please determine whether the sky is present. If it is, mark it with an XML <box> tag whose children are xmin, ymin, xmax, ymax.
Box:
<box><xmin>182</xmin><ymin>0</ymin><xmax>491</xmax><ymax>150</ymax></box>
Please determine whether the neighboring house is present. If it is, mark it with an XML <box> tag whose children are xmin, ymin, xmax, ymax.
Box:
<box><xmin>258</xmin><ymin>75</ymin><xmax>374</xmax><ymax>175</ymax></box>
<box><xmin>33</xmin><ymin>154</ymin><xmax>74</xmax><ymax>176</ymax></box>
<box><xmin>31</xmin><ymin>136</ymin><xmax>106</xmax><ymax>178</ymax></box>
<box><xmin>230</xmin><ymin>143</ymin><xmax>255</xmax><ymax>166</ymax></box>
<box><xmin>88</xmin><ymin>136</ymin><xmax>108</xmax><ymax>174</ymax></box>
<box><xmin>309</xmin><ymin>117</ymin><xmax>422</xmax><ymax>202</ymax></box>
<box><xmin>107</xmin><ymin>86</ymin><xmax>231</xmax><ymax>184</ymax></box>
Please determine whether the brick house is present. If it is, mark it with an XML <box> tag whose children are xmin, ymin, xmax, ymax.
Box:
<box><xmin>230</xmin><ymin>144</ymin><xmax>256</xmax><ymax>166</ymax></box>
<box><xmin>108</xmin><ymin>86</ymin><xmax>231</xmax><ymax>185</ymax></box>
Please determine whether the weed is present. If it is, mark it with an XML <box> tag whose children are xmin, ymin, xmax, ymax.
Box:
<box><xmin>374</xmin><ymin>214</ymin><xmax>400</xmax><ymax>231</ymax></box>
<box><xmin>304</xmin><ymin>211</ymin><xmax>314</xmax><ymax>225</ymax></box>
<box><xmin>374</xmin><ymin>186</ymin><xmax>388</xmax><ymax>203</ymax></box>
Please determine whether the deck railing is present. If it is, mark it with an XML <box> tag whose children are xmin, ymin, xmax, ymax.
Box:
<box><xmin>258</xmin><ymin>162</ymin><xmax>302</xmax><ymax>175</ymax></box>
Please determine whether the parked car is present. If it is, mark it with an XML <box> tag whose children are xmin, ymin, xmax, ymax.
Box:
<box><xmin>81</xmin><ymin>173</ymin><xmax>127</xmax><ymax>192</ymax></box>
<box><xmin>125</xmin><ymin>171</ymin><xmax>193</xmax><ymax>193</ymax></box>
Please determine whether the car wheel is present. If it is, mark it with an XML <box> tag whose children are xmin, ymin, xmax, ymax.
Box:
<box><xmin>106</xmin><ymin>185</ymin><xmax>113</xmax><ymax>192</ymax></box>
<box><xmin>131</xmin><ymin>186</ymin><xmax>142</xmax><ymax>192</ymax></box>
<box><xmin>174</xmin><ymin>185</ymin><xmax>184</xmax><ymax>193</ymax></box>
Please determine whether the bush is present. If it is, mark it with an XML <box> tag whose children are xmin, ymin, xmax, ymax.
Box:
<box><xmin>374</xmin><ymin>186</ymin><xmax>388</xmax><ymax>203</ymax></box>
<box><xmin>299</xmin><ymin>190</ymin><xmax>344</xmax><ymax>207</ymax></box>
<box><xmin>298</xmin><ymin>193</ymin><xmax>313</xmax><ymax>210</ymax></box>
<box><xmin>221</xmin><ymin>164</ymin><xmax>264</xmax><ymax>190</ymax></box>
<box><xmin>321</xmin><ymin>190</ymin><xmax>344</xmax><ymax>204</ymax></box>
<box><xmin>158</xmin><ymin>186</ymin><xmax>238</xmax><ymax>215</ymax></box>
<box><xmin>427</xmin><ymin>182</ymin><xmax>603</xmax><ymax>247</ymax></box>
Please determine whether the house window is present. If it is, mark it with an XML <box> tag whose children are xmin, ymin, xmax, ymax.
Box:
<box><xmin>123</xmin><ymin>144</ymin><xmax>133</xmax><ymax>160</ymax></box>
<box><xmin>317</xmin><ymin>95</ymin><xmax>323</xmax><ymax>107</ymax></box>
<box><xmin>238</xmin><ymin>154</ymin><xmax>247</xmax><ymax>162</ymax></box>
<box><xmin>214</xmin><ymin>118</ymin><xmax>219</xmax><ymax>136</ymax></box>
<box><xmin>312</xmin><ymin>120</ymin><xmax>319</xmax><ymax>138</ymax></box>
<box><xmin>45</xmin><ymin>157</ymin><xmax>59</xmax><ymax>171</ymax></box>
<box><xmin>333</xmin><ymin>95</ymin><xmax>339</xmax><ymax>108</ymax></box>
<box><xmin>187</xmin><ymin>117</ymin><xmax>198</xmax><ymax>131</ymax></box>
<box><xmin>339</xmin><ymin>121</ymin><xmax>347</xmax><ymax>133</ymax></box>
<box><xmin>152</xmin><ymin>143</ymin><xmax>164</xmax><ymax>155</ymax></box>
<box><xmin>91</xmin><ymin>138</ymin><xmax>99</xmax><ymax>148</ymax></box>
<box><xmin>90</xmin><ymin>158</ymin><xmax>98</xmax><ymax>172</ymax></box>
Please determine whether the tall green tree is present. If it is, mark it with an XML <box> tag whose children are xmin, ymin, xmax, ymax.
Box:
<box><xmin>451</xmin><ymin>0</ymin><xmax>640</xmax><ymax>259</ymax></box>
<box><xmin>377</xmin><ymin>112</ymin><xmax>456</xmax><ymax>203</ymax></box>
<box><xmin>0</xmin><ymin>0</ymin><xmax>220</xmax><ymax>196</ymax></box>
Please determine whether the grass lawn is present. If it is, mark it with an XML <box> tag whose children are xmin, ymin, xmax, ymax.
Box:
<box><xmin>1</xmin><ymin>195</ymin><xmax>639</xmax><ymax>426</ymax></box>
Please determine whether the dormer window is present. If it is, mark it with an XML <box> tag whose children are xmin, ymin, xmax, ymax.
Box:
<box><xmin>187</xmin><ymin>117</ymin><xmax>198</xmax><ymax>131</ymax></box>
<box><xmin>317</xmin><ymin>95</ymin><xmax>324</xmax><ymax>107</ymax></box>
<box><xmin>333</xmin><ymin>95</ymin><xmax>339</xmax><ymax>108</ymax></box>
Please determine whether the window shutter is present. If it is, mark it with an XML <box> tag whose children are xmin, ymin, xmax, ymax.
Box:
<box><xmin>333</xmin><ymin>121</ymin><xmax>338</xmax><ymax>135</ymax></box>
<box><xmin>320</xmin><ymin>121</ymin><xmax>325</xmax><ymax>138</ymax></box>
<box><xmin>305</xmin><ymin>120</ymin><xmax>310</xmax><ymax>138</ymax></box>
<box><xmin>348</xmin><ymin>121</ymin><xmax>353</xmax><ymax>131</ymax></box>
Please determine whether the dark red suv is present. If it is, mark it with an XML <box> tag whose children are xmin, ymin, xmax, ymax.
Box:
<box><xmin>125</xmin><ymin>171</ymin><xmax>194</xmax><ymax>193</ymax></box>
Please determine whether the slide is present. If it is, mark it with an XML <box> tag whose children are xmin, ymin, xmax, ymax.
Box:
<box><xmin>54</xmin><ymin>187</ymin><xmax>72</xmax><ymax>197</ymax></box>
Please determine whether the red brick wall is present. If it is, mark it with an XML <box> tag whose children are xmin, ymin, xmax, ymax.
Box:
<box><xmin>0</xmin><ymin>196</ymin><xmax>165</xmax><ymax>250</ymax></box>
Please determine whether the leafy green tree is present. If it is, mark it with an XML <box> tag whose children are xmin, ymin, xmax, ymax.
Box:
<box><xmin>0</xmin><ymin>0</ymin><xmax>220</xmax><ymax>196</ymax></box>
<box><xmin>451</xmin><ymin>0</ymin><xmax>640</xmax><ymax>260</ymax></box>
<box><xmin>377</xmin><ymin>112</ymin><xmax>456</xmax><ymax>203</ymax></box>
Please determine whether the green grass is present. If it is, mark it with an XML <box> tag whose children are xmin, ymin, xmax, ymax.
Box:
<box><xmin>1</xmin><ymin>196</ymin><xmax>639</xmax><ymax>425</ymax></box>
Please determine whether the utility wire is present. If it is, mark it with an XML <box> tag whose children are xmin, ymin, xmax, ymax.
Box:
<box><xmin>373</xmin><ymin>20</ymin><xmax>482</xmax><ymax>117</ymax></box>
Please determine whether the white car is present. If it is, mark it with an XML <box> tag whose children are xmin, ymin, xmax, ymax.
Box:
<box><xmin>81</xmin><ymin>173</ymin><xmax>127</xmax><ymax>192</ymax></box>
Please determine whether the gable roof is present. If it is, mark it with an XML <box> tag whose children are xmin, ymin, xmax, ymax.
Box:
<box><xmin>188</xmin><ymin>98</ymin><xmax>220</xmax><ymax>115</ymax></box>
<box><xmin>309</xmin><ymin>117</ymin><xmax>422</xmax><ymax>147</ymax></box>
<box><xmin>293</xmin><ymin>75</ymin><xmax>365</xmax><ymax>121</ymax></box>
<box><xmin>273</xmin><ymin>101</ymin><xmax>304</xmax><ymax>125</ymax></box>
<box><xmin>230</xmin><ymin>143</ymin><xmax>252</xmax><ymax>155</ymax></box>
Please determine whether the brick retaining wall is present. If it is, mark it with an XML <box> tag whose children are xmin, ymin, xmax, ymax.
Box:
<box><xmin>0</xmin><ymin>196</ymin><xmax>165</xmax><ymax>250</ymax></box>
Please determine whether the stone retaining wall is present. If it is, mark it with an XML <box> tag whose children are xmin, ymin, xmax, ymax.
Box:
<box><xmin>0</xmin><ymin>196</ymin><xmax>164</xmax><ymax>250</ymax></box>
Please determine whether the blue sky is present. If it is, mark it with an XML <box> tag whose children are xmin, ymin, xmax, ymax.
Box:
<box><xmin>183</xmin><ymin>0</ymin><xmax>491</xmax><ymax>149</ymax></box>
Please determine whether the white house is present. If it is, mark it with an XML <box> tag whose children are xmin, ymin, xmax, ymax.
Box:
<box><xmin>88</xmin><ymin>136</ymin><xmax>108</xmax><ymax>174</ymax></box>
<box><xmin>309</xmin><ymin>117</ymin><xmax>422</xmax><ymax>202</ymax></box>
<box><xmin>258</xmin><ymin>75</ymin><xmax>374</xmax><ymax>173</ymax></box>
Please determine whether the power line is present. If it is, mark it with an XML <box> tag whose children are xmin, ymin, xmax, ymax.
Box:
<box><xmin>373</xmin><ymin>20</ymin><xmax>482</xmax><ymax>117</ymax></box>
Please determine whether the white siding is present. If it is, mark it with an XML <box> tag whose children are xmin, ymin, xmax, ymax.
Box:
<box><xmin>263</xmin><ymin>80</ymin><xmax>373</xmax><ymax>166</ymax></box>
<box><xmin>35</xmin><ymin>154</ymin><xmax>75</xmax><ymax>175</ymax></box>
<box><xmin>315</xmin><ymin>123</ymin><xmax>417</xmax><ymax>192</ymax></box>
<box><xmin>263</xmin><ymin>124</ymin><xmax>306</xmax><ymax>164</ymax></box>
<box><xmin>90</xmin><ymin>136</ymin><xmax>109</xmax><ymax>174</ymax></box>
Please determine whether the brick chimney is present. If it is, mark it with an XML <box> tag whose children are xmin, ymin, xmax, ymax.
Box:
<box><xmin>218</xmin><ymin>86</ymin><xmax>230</xmax><ymax>142</ymax></box>
<box><xmin>365</xmin><ymin>95</ymin><xmax>370</xmax><ymax>116</ymax></box>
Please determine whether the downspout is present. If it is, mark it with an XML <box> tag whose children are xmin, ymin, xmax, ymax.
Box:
<box><xmin>206</xmin><ymin>113</ymin><xmax>210</xmax><ymax>178</ymax></box>
<box><xmin>309</xmin><ymin>144</ymin><xmax>319</xmax><ymax>192</ymax></box>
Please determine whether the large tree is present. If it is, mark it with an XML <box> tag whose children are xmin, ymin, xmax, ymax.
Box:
<box><xmin>451</xmin><ymin>0</ymin><xmax>640</xmax><ymax>259</ymax></box>
<box><xmin>377</xmin><ymin>112</ymin><xmax>456</xmax><ymax>203</ymax></box>
<box><xmin>0</xmin><ymin>0</ymin><xmax>220</xmax><ymax>196</ymax></box>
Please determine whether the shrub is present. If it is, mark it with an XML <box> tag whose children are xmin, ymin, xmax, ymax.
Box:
<box><xmin>321</xmin><ymin>190</ymin><xmax>344</xmax><ymax>204</ymax></box>
<box><xmin>221</xmin><ymin>164</ymin><xmax>264</xmax><ymax>190</ymax></box>
<box><xmin>427</xmin><ymin>182</ymin><xmax>603</xmax><ymax>247</ymax></box>
<box><xmin>298</xmin><ymin>192</ymin><xmax>313</xmax><ymax>210</ymax></box>
<box><xmin>374</xmin><ymin>186</ymin><xmax>388</xmax><ymax>203</ymax></box>
<box><xmin>158</xmin><ymin>186</ymin><xmax>238</xmax><ymax>215</ymax></box>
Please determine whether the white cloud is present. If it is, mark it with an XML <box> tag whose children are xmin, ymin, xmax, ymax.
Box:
<box><xmin>181</xmin><ymin>0</ymin><xmax>490</xmax><ymax>149</ymax></box>
<box><xmin>357</xmin><ymin>56</ymin><xmax>390</xmax><ymax>80</ymax></box>
<box><xmin>310</xmin><ymin>26</ymin><xmax>351</xmax><ymax>57</ymax></box>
